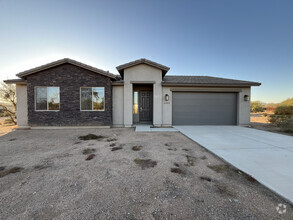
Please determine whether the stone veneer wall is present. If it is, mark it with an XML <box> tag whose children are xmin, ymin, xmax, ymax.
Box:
<box><xmin>27</xmin><ymin>63</ymin><xmax>112</xmax><ymax>126</ymax></box>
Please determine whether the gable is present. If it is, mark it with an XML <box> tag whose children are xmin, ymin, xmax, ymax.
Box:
<box><xmin>116</xmin><ymin>58</ymin><xmax>170</xmax><ymax>79</ymax></box>
<box><xmin>25</xmin><ymin>63</ymin><xmax>113</xmax><ymax>83</ymax></box>
<box><xmin>123</xmin><ymin>64</ymin><xmax>163</xmax><ymax>82</ymax></box>
<box><xmin>16</xmin><ymin>58</ymin><xmax>117</xmax><ymax>80</ymax></box>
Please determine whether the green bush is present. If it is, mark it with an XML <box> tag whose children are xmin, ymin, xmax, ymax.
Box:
<box><xmin>274</xmin><ymin>106</ymin><xmax>293</xmax><ymax>115</ymax></box>
<box><xmin>251</xmin><ymin>101</ymin><xmax>265</xmax><ymax>113</ymax></box>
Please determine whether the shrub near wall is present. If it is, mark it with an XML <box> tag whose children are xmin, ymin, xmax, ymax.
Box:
<box><xmin>250</xmin><ymin>101</ymin><xmax>265</xmax><ymax>113</ymax></box>
<box><xmin>269</xmin><ymin>106</ymin><xmax>293</xmax><ymax>133</ymax></box>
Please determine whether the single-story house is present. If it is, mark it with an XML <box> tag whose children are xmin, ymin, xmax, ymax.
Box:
<box><xmin>4</xmin><ymin>58</ymin><xmax>261</xmax><ymax>129</ymax></box>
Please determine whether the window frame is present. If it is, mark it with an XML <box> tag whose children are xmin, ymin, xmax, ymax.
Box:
<box><xmin>34</xmin><ymin>86</ymin><xmax>60</xmax><ymax>112</ymax></box>
<box><xmin>80</xmin><ymin>87</ymin><xmax>105</xmax><ymax>111</ymax></box>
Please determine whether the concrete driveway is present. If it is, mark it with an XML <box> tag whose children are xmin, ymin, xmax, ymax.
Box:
<box><xmin>175</xmin><ymin>126</ymin><xmax>293</xmax><ymax>203</ymax></box>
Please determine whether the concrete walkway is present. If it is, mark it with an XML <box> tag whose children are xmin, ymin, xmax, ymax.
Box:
<box><xmin>135</xmin><ymin>125</ymin><xmax>178</xmax><ymax>132</ymax></box>
<box><xmin>175</xmin><ymin>126</ymin><xmax>293</xmax><ymax>203</ymax></box>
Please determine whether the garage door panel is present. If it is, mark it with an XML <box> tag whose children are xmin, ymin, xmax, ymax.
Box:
<box><xmin>172</xmin><ymin>92</ymin><xmax>237</xmax><ymax>125</ymax></box>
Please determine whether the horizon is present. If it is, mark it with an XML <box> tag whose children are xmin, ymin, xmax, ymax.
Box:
<box><xmin>1</xmin><ymin>0</ymin><xmax>292</xmax><ymax>103</ymax></box>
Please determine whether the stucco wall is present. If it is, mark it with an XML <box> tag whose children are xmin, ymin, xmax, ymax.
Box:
<box><xmin>162</xmin><ymin>86</ymin><xmax>251</xmax><ymax>126</ymax></box>
<box><xmin>16</xmin><ymin>84</ymin><xmax>28</xmax><ymax>128</ymax></box>
<box><xmin>238</xmin><ymin>87</ymin><xmax>251</xmax><ymax>125</ymax></box>
<box><xmin>123</xmin><ymin>64</ymin><xmax>163</xmax><ymax>127</ymax></box>
<box><xmin>112</xmin><ymin>85</ymin><xmax>124</xmax><ymax>127</ymax></box>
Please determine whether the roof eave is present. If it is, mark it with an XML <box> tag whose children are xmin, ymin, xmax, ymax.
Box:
<box><xmin>3</xmin><ymin>79</ymin><xmax>27</xmax><ymax>85</ymax></box>
<box><xmin>112</xmin><ymin>81</ymin><xmax>124</xmax><ymax>85</ymax></box>
<box><xmin>161</xmin><ymin>83</ymin><xmax>261</xmax><ymax>87</ymax></box>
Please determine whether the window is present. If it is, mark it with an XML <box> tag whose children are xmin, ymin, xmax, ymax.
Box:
<box><xmin>80</xmin><ymin>87</ymin><xmax>105</xmax><ymax>111</ymax></box>
<box><xmin>35</xmin><ymin>87</ymin><xmax>60</xmax><ymax>111</ymax></box>
<box><xmin>133</xmin><ymin>91</ymin><xmax>138</xmax><ymax>114</ymax></box>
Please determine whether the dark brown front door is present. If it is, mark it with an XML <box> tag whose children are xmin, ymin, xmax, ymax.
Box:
<box><xmin>139</xmin><ymin>91</ymin><xmax>152</xmax><ymax>121</ymax></box>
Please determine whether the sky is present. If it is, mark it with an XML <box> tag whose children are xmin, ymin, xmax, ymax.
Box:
<box><xmin>0</xmin><ymin>0</ymin><xmax>292</xmax><ymax>103</ymax></box>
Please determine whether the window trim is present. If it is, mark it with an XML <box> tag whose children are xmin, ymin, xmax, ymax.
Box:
<box><xmin>34</xmin><ymin>86</ymin><xmax>60</xmax><ymax>112</ymax></box>
<box><xmin>80</xmin><ymin>87</ymin><xmax>105</xmax><ymax>111</ymax></box>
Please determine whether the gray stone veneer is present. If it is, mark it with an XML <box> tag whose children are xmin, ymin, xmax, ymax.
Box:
<box><xmin>27</xmin><ymin>63</ymin><xmax>112</xmax><ymax>126</ymax></box>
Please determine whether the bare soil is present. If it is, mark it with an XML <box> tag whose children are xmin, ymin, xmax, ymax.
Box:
<box><xmin>250</xmin><ymin>114</ymin><xmax>293</xmax><ymax>136</ymax></box>
<box><xmin>0</xmin><ymin>117</ymin><xmax>17</xmax><ymax>137</ymax></box>
<box><xmin>0</xmin><ymin>128</ymin><xmax>292</xmax><ymax>219</ymax></box>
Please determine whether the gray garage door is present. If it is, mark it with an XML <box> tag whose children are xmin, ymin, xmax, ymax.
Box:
<box><xmin>172</xmin><ymin>92</ymin><xmax>237</xmax><ymax>125</ymax></box>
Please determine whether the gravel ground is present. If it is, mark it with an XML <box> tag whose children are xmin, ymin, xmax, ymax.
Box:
<box><xmin>0</xmin><ymin>128</ymin><xmax>292</xmax><ymax>219</ymax></box>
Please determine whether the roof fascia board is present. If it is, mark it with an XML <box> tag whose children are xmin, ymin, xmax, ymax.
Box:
<box><xmin>162</xmin><ymin>83</ymin><xmax>256</xmax><ymax>87</ymax></box>
<box><xmin>3</xmin><ymin>79</ymin><xmax>27</xmax><ymax>85</ymax></box>
<box><xmin>169</xmin><ymin>87</ymin><xmax>243</xmax><ymax>92</ymax></box>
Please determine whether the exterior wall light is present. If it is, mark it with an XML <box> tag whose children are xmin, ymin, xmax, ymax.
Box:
<box><xmin>165</xmin><ymin>94</ymin><xmax>169</xmax><ymax>101</ymax></box>
<box><xmin>244</xmin><ymin>95</ymin><xmax>250</xmax><ymax>101</ymax></box>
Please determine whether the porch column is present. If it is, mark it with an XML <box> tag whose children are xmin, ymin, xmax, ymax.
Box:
<box><xmin>16</xmin><ymin>84</ymin><xmax>29</xmax><ymax>128</ymax></box>
<box><xmin>153</xmin><ymin>82</ymin><xmax>162</xmax><ymax>126</ymax></box>
<box><xmin>123</xmin><ymin>82</ymin><xmax>133</xmax><ymax>127</ymax></box>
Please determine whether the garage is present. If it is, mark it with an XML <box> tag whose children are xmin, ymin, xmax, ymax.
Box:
<box><xmin>172</xmin><ymin>92</ymin><xmax>237</xmax><ymax>125</ymax></box>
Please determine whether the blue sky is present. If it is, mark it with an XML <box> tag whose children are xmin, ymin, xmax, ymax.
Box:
<box><xmin>0</xmin><ymin>0</ymin><xmax>292</xmax><ymax>103</ymax></box>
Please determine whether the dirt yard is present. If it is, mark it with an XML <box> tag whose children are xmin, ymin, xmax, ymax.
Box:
<box><xmin>0</xmin><ymin>128</ymin><xmax>292</xmax><ymax>219</ymax></box>
<box><xmin>0</xmin><ymin>117</ymin><xmax>17</xmax><ymax>137</ymax></box>
<box><xmin>250</xmin><ymin>113</ymin><xmax>292</xmax><ymax>136</ymax></box>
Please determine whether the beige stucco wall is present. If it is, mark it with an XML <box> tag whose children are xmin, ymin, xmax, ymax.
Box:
<box><xmin>115</xmin><ymin>63</ymin><xmax>251</xmax><ymax>127</ymax></box>
<box><xmin>238</xmin><ymin>87</ymin><xmax>251</xmax><ymax>125</ymax></box>
<box><xmin>16</xmin><ymin>84</ymin><xmax>29</xmax><ymax>128</ymax></box>
<box><xmin>162</xmin><ymin>86</ymin><xmax>251</xmax><ymax>126</ymax></box>
<box><xmin>112</xmin><ymin>85</ymin><xmax>124</xmax><ymax>127</ymax></box>
<box><xmin>123</xmin><ymin>64</ymin><xmax>163</xmax><ymax>127</ymax></box>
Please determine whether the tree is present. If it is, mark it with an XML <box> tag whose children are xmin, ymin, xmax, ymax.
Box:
<box><xmin>0</xmin><ymin>82</ymin><xmax>17</xmax><ymax>124</ymax></box>
<box><xmin>250</xmin><ymin>101</ymin><xmax>265</xmax><ymax>113</ymax></box>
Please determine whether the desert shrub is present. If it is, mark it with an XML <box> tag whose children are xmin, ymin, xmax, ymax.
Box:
<box><xmin>274</xmin><ymin>106</ymin><xmax>293</xmax><ymax>115</ymax></box>
<box><xmin>132</xmin><ymin>145</ymin><xmax>142</xmax><ymax>151</ymax></box>
<box><xmin>268</xmin><ymin>115</ymin><xmax>277</xmax><ymax>123</ymax></box>
<box><xmin>78</xmin><ymin>134</ymin><xmax>106</xmax><ymax>140</ymax></box>
<box><xmin>278</xmin><ymin>117</ymin><xmax>293</xmax><ymax>133</ymax></box>
<box><xmin>268</xmin><ymin>114</ymin><xmax>289</xmax><ymax>124</ymax></box>
<box><xmin>263</xmin><ymin>113</ymin><xmax>268</xmax><ymax>117</ymax></box>
<box><xmin>250</xmin><ymin>101</ymin><xmax>265</xmax><ymax>113</ymax></box>
<box><xmin>268</xmin><ymin>114</ymin><xmax>293</xmax><ymax>133</ymax></box>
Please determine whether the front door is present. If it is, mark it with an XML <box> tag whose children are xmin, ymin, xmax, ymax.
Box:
<box><xmin>139</xmin><ymin>91</ymin><xmax>152</xmax><ymax>121</ymax></box>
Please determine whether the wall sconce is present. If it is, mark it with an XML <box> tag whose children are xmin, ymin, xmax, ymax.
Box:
<box><xmin>165</xmin><ymin>94</ymin><xmax>169</xmax><ymax>101</ymax></box>
<box><xmin>244</xmin><ymin>95</ymin><xmax>250</xmax><ymax>101</ymax></box>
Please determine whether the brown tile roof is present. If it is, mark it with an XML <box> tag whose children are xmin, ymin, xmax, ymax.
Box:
<box><xmin>116</xmin><ymin>58</ymin><xmax>170</xmax><ymax>76</ymax></box>
<box><xmin>16</xmin><ymin>58</ymin><xmax>117</xmax><ymax>79</ymax></box>
<box><xmin>162</xmin><ymin>75</ymin><xmax>261</xmax><ymax>86</ymax></box>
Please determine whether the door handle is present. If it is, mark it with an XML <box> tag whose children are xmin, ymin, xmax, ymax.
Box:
<box><xmin>140</xmin><ymin>107</ymin><xmax>142</xmax><ymax>112</ymax></box>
